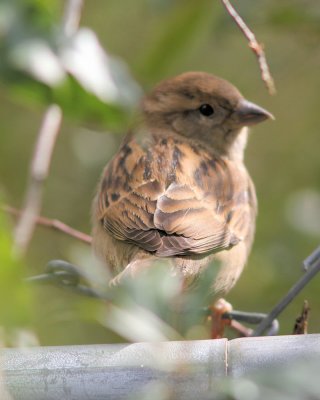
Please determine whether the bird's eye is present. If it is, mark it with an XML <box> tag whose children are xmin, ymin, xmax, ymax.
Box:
<box><xmin>199</xmin><ymin>104</ymin><xmax>214</xmax><ymax>116</ymax></box>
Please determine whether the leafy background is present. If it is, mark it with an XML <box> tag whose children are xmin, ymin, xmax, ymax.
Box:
<box><xmin>0</xmin><ymin>0</ymin><xmax>319</xmax><ymax>348</ymax></box>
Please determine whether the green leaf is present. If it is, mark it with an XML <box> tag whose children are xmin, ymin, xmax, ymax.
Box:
<box><xmin>0</xmin><ymin>211</ymin><xmax>34</xmax><ymax>328</ymax></box>
<box><xmin>0</xmin><ymin>0</ymin><xmax>142</xmax><ymax>129</ymax></box>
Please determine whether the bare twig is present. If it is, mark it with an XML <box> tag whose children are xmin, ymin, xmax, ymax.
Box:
<box><xmin>62</xmin><ymin>0</ymin><xmax>84</xmax><ymax>37</ymax></box>
<box><xmin>13</xmin><ymin>105</ymin><xmax>63</xmax><ymax>253</ymax></box>
<box><xmin>13</xmin><ymin>0</ymin><xmax>84</xmax><ymax>255</ymax></box>
<box><xmin>221</xmin><ymin>0</ymin><xmax>276</xmax><ymax>95</ymax></box>
<box><xmin>293</xmin><ymin>300</ymin><xmax>310</xmax><ymax>335</ymax></box>
<box><xmin>3</xmin><ymin>206</ymin><xmax>92</xmax><ymax>245</ymax></box>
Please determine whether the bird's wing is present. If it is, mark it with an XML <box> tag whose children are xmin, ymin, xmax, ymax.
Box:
<box><xmin>95</xmin><ymin>139</ymin><xmax>254</xmax><ymax>257</ymax></box>
<box><xmin>152</xmin><ymin>182</ymin><xmax>239</xmax><ymax>256</ymax></box>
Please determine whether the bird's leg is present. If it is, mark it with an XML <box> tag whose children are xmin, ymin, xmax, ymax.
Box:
<box><xmin>109</xmin><ymin>262</ymin><xmax>139</xmax><ymax>287</ymax></box>
<box><xmin>208</xmin><ymin>298</ymin><xmax>233</xmax><ymax>339</ymax></box>
<box><xmin>208</xmin><ymin>299</ymin><xmax>276</xmax><ymax>338</ymax></box>
<box><xmin>109</xmin><ymin>258</ymin><xmax>157</xmax><ymax>287</ymax></box>
<box><xmin>208</xmin><ymin>298</ymin><xmax>253</xmax><ymax>339</ymax></box>
<box><xmin>109</xmin><ymin>267</ymin><xmax>130</xmax><ymax>287</ymax></box>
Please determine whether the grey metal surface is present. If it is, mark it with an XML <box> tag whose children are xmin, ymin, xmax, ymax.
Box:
<box><xmin>0</xmin><ymin>339</ymin><xmax>227</xmax><ymax>400</ymax></box>
<box><xmin>228</xmin><ymin>334</ymin><xmax>320</xmax><ymax>377</ymax></box>
<box><xmin>0</xmin><ymin>334</ymin><xmax>319</xmax><ymax>399</ymax></box>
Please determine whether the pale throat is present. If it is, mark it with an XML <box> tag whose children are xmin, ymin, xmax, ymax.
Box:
<box><xmin>143</xmin><ymin>116</ymin><xmax>249</xmax><ymax>162</ymax></box>
<box><xmin>191</xmin><ymin>126</ymin><xmax>249</xmax><ymax>162</ymax></box>
<box><xmin>225</xmin><ymin>127</ymin><xmax>249</xmax><ymax>162</ymax></box>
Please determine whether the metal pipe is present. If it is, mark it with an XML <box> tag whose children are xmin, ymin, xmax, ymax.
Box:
<box><xmin>1</xmin><ymin>334</ymin><xmax>320</xmax><ymax>400</ymax></box>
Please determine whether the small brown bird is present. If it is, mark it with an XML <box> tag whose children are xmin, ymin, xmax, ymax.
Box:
<box><xmin>92</xmin><ymin>72</ymin><xmax>273</xmax><ymax>294</ymax></box>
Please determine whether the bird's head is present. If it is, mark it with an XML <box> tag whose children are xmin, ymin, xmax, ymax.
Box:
<box><xmin>142</xmin><ymin>72</ymin><xmax>273</xmax><ymax>157</ymax></box>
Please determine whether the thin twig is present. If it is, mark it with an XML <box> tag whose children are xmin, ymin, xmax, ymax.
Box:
<box><xmin>3</xmin><ymin>206</ymin><xmax>92</xmax><ymax>245</ymax></box>
<box><xmin>293</xmin><ymin>300</ymin><xmax>310</xmax><ymax>335</ymax></box>
<box><xmin>13</xmin><ymin>0</ymin><xmax>84</xmax><ymax>255</ymax></box>
<box><xmin>62</xmin><ymin>0</ymin><xmax>84</xmax><ymax>37</ymax></box>
<box><xmin>13</xmin><ymin>105</ymin><xmax>63</xmax><ymax>253</ymax></box>
<box><xmin>221</xmin><ymin>0</ymin><xmax>276</xmax><ymax>95</ymax></box>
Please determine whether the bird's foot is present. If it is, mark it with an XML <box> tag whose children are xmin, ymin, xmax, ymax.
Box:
<box><xmin>208</xmin><ymin>300</ymin><xmax>279</xmax><ymax>339</ymax></box>
<box><xmin>208</xmin><ymin>298</ymin><xmax>233</xmax><ymax>339</ymax></box>
<box><xmin>208</xmin><ymin>298</ymin><xmax>270</xmax><ymax>339</ymax></box>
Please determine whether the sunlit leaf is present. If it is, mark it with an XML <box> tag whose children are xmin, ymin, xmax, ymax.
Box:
<box><xmin>60</xmin><ymin>28</ymin><xmax>141</xmax><ymax>108</ymax></box>
<box><xmin>8</xmin><ymin>38</ymin><xmax>65</xmax><ymax>85</ymax></box>
<box><xmin>0</xmin><ymin>0</ymin><xmax>142</xmax><ymax>129</ymax></box>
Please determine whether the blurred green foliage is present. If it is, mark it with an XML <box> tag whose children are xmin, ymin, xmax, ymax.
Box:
<box><xmin>0</xmin><ymin>209</ymin><xmax>34</xmax><ymax>343</ymax></box>
<box><xmin>213</xmin><ymin>358</ymin><xmax>320</xmax><ymax>400</ymax></box>
<box><xmin>127</xmin><ymin>358</ymin><xmax>320</xmax><ymax>400</ymax></box>
<box><xmin>0</xmin><ymin>0</ymin><xmax>319</xmax><ymax>349</ymax></box>
<box><xmin>0</xmin><ymin>0</ymin><xmax>141</xmax><ymax>129</ymax></box>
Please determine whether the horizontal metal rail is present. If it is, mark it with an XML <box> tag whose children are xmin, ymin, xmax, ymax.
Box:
<box><xmin>1</xmin><ymin>334</ymin><xmax>320</xmax><ymax>399</ymax></box>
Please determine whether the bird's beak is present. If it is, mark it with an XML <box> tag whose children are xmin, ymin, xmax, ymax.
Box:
<box><xmin>234</xmin><ymin>99</ymin><xmax>274</xmax><ymax>126</ymax></box>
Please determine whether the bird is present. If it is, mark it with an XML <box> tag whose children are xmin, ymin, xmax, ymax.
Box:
<box><xmin>92</xmin><ymin>71</ymin><xmax>273</xmax><ymax>295</ymax></box>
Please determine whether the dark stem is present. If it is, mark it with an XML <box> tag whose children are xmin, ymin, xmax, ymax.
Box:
<box><xmin>252</xmin><ymin>257</ymin><xmax>320</xmax><ymax>336</ymax></box>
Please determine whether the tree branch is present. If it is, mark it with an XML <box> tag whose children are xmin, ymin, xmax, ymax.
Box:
<box><xmin>62</xmin><ymin>0</ymin><xmax>84</xmax><ymax>37</ymax></box>
<box><xmin>13</xmin><ymin>106</ymin><xmax>63</xmax><ymax>253</ymax></box>
<box><xmin>13</xmin><ymin>0</ymin><xmax>84</xmax><ymax>255</ymax></box>
<box><xmin>221</xmin><ymin>0</ymin><xmax>276</xmax><ymax>95</ymax></box>
<box><xmin>4</xmin><ymin>206</ymin><xmax>92</xmax><ymax>245</ymax></box>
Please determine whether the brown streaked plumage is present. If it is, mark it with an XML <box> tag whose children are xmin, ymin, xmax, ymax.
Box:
<box><xmin>92</xmin><ymin>72</ymin><xmax>273</xmax><ymax>293</ymax></box>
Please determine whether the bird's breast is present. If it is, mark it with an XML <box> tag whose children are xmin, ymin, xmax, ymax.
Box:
<box><xmin>150</xmin><ymin>138</ymin><xmax>247</xmax><ymax>203</ymax></box>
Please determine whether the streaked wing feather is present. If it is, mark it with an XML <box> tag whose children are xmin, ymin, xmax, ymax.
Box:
<box><xmin>97</xmin><ymin>138</ymin><xmax>253</xmax><ymax>257</ymax></box>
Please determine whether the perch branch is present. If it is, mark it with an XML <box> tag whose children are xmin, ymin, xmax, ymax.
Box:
<box><xmin>13</xmin><ymin>105</ymin><xmax>62</xmax><ymax>254</ymax></box>
<box><xmin>221</xmin><ymin>0</ymin><xmax>276</xmax><ymax>95</ymax></box>
<box><xmin>3</xmin><ymin>206</ymin><xmax>92</xmax><ymax>245</ymax></box>
<box><xmin>13</xmin><ymin>0</ymin><xmax>84</xmax><ymax>255</ymax></box>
